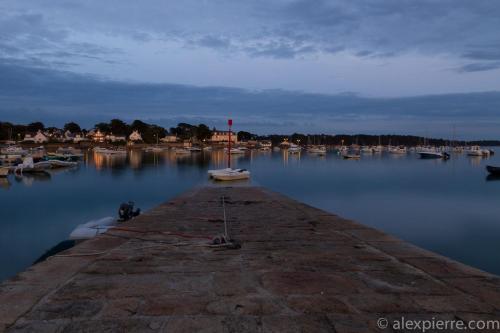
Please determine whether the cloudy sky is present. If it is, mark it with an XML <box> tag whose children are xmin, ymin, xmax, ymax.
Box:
<box><xmin>1</xmin><ymin>0</ymin><xmax>500</xmax><ymax>138</ymax></box>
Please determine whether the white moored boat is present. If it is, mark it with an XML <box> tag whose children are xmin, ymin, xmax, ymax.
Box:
<box><xmin>388</xmin><ymin>146</ymin><xmax>407</xmax><ymax>154</ymax></box>
<box><xmin>466</xmin><ymin>146</ymin><xmax>490</xmax><ymax>157</ymax></box>
<box><xmin>211</xmin><ymin>169</ymin><xmax>250</xmax><ymax>181</ymax></box>
<box><xmin>288</xmin><ymin>144</ymin><xmax>301</xmax><ymax>154</ymax></box>
<box><xmin>94</xmin><ymin>147</ymin><xmax>127</xmax><ymax>155</ymax></box>
<box><xmin>208</xmin><ymin>119</ymin><xmax>250</xmax><ymax>181</ymax></box>
<box><xmin>307</xmin><ymin>145</ymin><xmax>326</xmax><ymax>155</ymax></box>
<box><xmin>223</xmin><ymin>148</ymin><xmax>246</xmax><ymax>154</ymax></box>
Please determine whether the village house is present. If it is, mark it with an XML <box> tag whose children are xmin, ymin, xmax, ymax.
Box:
<box><xmin>73</xmin><ymin>134</ymin><xmax>89</xmax><ymax>143</ymax></box>
<box><xmin>160</xmin><ymin>135</ymin><xmax>178</xmax><ymax>143</ymax></box>
<box><xmin>105</xmin><ymin>134</ymin><xmax>127</xmax><ymax>143</ymax></box>
<box><xmin>23</xmin><ymin>130</ymin><xmax>48</xmax><ymax>143</ymax></box>
<box><xmin>129</xmin><ymin>130</ymin><xmax>143</xmax><ymax>142</ymax></box>
<box><xmin>89</xmin><ymin>129</ymin><xmax>105</xmax><ymax>143</ymax></box>
<box><xmin>210</xmin><ymin>130</ymin><xmax>238</xmax><ymax>144</ymax></box>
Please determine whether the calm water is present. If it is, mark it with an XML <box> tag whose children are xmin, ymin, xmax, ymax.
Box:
<box><xmin>1</xmin><ymin>148</ymin><xmax>500</xmax><ymax>281</ymax></box>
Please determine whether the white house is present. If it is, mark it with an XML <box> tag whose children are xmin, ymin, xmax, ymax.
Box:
<box><xmin>73</xmin><ymin>134</ymin><xmax>89</xmax><ymax>143</ymax></box>
<box><xmin>210</xmin><ymin>130</ymin><xmax>237</xmax><ymax>143</ymax></box>
<box><xmin>129</xmin><ymin>130</ymin><xmax>143</xmax><ymax>142</ymax></box>
<box><xmin>90</xmin><ymin>129</ymin><xmax>105</xmax><ymax>143</ymax></box>
<box><xmin>63</xmin><ymin>130</ymin><xmax>75</xmax><ymax>142</ymax></box>
<box><xmin>23</xmin><ymin>130</ymin><xmax>48</xmax><ymax>143</ymax></box>
<box><xmin>106</xmin><ymin>134</ymin><xmax>126</xmax><ymax>142</ymax></box>
<box><xmin>160</xmin><ymin>135</ymin><xmax>178</xmax><ymax>143</ymax></box>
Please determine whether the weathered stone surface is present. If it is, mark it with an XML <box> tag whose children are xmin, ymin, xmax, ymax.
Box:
<box><xmin>0</xmin><ymin>186</ymin><xmax>499</xmax><ymax>332</ymax></box>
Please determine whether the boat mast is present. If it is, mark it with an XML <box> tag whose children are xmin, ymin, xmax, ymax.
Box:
<box><xmin>228</xmin><ymin>119</ymin><xmax>232</xmax><ymax>169</ymax></box>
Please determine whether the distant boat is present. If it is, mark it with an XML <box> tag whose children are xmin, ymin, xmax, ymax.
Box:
<box><xmin>188</xmin><ymin>146</ymin><xmax>202</xmax><ymax>152</ymax></box>
<box><xmin>94</xmin><ymin>147</ymin><xmax>127</xmax><ymax>155</ymax></box>
<box><xmin>418</xmin><ymin>151</ymin><xmax>450</xmax><ymax>159</ymax></box>
<box><xmin>342</xmin><ymin>153</ymin><xmax>360</xmax><ymax>159</ymax></box>
<box><xmin>47</xmin><ymin>147</ymin><xmax>83</xmax><ymax>160</ymax></box>
<box><xmin>486</xmin><ymin>165</ymin><xmax>500</xmax><ymax>176</ymax></box>
<box><xmin>223</xmin><ymin>148</ymin><xmax>246</xmax><ymax>154</ymax></box>
<box><xmin>14</xmin><ymin>157</ymin><xmax>77</xmax><ymax>174</ymax></box>
<box><xmin>143</xmin><ymin>146</ymin><xmax>167</xmax><ymax>152</ymax></box>
<box><xmin>307</xmin><ymin>145</ymin><xmax>326</xmax><ymax>155</ymax></box>
<box><xmin>466</xmin><ymin>146</ymin><xmax>489</xmax><ymax>157</ymax></box>
<box><xmin>14</xmin><ymin>157</ymin><xmax>50</xmax><ymax>174</ymax></box>
<box><xmin>288</xmin><ymin>144</ymin><xmax>301</xmax><ymax>154</ymax></box>
<box><xmin>0</xmin><ymin>146</ymin><xmax>28</xmax><ymax>156</ymax></box>
<box><xmin>360</xmin><ymin>146</ymin><xmax>373</xmax><ymax>154</ymax></box>
<box><xmin>174</xmin><ymin>148</ymin><xmax>191</xmax><ymax>154</ymax></box>
<box><xmin>388</xmin><ymin>146</ymin><xmax>407</xmax><ymax>154</ymax></box>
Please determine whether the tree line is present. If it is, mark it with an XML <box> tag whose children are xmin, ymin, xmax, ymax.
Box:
<box><xmin>1</xmin><ymin>120</ymin><xmax>498</xmax><ymax>146</ymax></box>
<box><xmin>0</xmin><ymin>120</ymin><xmax>215</xmax><ymax>144</ymax></box>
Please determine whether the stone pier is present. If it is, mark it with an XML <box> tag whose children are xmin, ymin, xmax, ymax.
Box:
<box><xmin>1</xmin><ymin>186</ymin><xmax>499</xmax><ymax>332</ymax></box>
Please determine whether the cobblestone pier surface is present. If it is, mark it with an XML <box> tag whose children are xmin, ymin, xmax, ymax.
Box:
<box><xmin>1</xmin><ymin>186</ymin><xmax>499</xmax><ymax>332</ymax></box>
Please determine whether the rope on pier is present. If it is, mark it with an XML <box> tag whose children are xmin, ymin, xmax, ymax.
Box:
<box><xmin>108</xmin><ymin>226</ymin><xmax>213</xmax><ymax>240</ymax></box>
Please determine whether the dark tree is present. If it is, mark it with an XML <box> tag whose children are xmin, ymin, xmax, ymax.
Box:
<box><xmin>130</xmin><ymin>120</ymin><xmax>148</xmax><ymax>133</ymax></box>
<box><xmin>63</xmin><ymin>122</ymin><xmax>81</xmax><ymax>133</ymax></box>
<box><xmin>0</xmin><ymin>122</ymin><xmax>14</xmax><ymax>140</ymax></box>
<box><xmin>95</xmin><ymin>122</ymin><xmax>111</xmax><ymax>133</ymax></box>
<box><xmin>290</xmin><ymin>133</ymin><xmax>307</xmax><ymax>145</ymax></box>
<box><xmin>27</xmin><ymin>122</ymin><xmax>45</xmax><ymax>133</ymax></box>
<box><xmin>109</xmin><ymin>119</ymin><xmax>130</xmax><ymax>135</ymax></box>
<box><xmin>171</xmin><ymin>123</ymin><xmax>196</xmax><ymax>140</ymax></box>
<box><xmin>196</xmin><ymin>124</ymin><xmax>212</xmax><ymax>141</ymax></box>
<box><xmin>237</xmin><ymin>131</ymin><xmax>255</xmax><ymax>141</ymax></box>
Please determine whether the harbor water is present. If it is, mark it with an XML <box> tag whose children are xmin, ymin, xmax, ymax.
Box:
<box><xmin>1</xmin><ymin>148</ymin><xmax>499</xmax><ymax>281</ymax></box>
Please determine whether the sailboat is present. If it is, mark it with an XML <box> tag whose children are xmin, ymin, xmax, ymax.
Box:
<box><xmin>208</xmin><ymin>119</ymin><xmax>250</xmax><ymax>181</ymax></box>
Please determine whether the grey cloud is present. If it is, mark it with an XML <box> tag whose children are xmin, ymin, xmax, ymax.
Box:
<box><xmin>0</xmin><ymin>9</ymin><xmax>122</xmax><ymax>69</ymax></box>
<box><xmin>457</xmin><ymin>62</ymin><xmax>500</xmax><ymax>73</ymax></box>
<box><xmin>195</xmin><ymin>35</ymin><xmax>231</xmax><ymax>49</ymax></box>
<box><xmin>245</xmin><ymin>42</ymin><xmax>316</xmax><ymax>59</ymax></box>
<box><xmin>1</xmin><ymin>63</ymin><xmax>499</xmax><ymax>139</ymax></box>
<box><xmin>3</xmin><ymin>1</ymin><xmax>500</xmax><ymax>66</ymax></box>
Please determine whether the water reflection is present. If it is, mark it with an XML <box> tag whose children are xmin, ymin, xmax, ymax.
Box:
<box><xmin>14</xmin><ymin>172</ymin><xmax>51</xmax><ymax>186</ymax></box>
<box><xmin>0</xmin><ymin>178</ymin><xmax>10</xmax><ymax>189</ymax></box>
<box><xmin>486</xmin><ymin>174</ymin><xmax>500</xmax><ymax>182</ymax></box>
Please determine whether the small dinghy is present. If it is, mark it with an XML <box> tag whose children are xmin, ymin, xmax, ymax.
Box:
<box><xmin>69</xmin><ymin>202</ymin><xmax>141</xmax><ymax>240</ymax></box>
<box><xmin>208</xmin><ymin>168</ymin><xmax>242</xmax><ymax>178</ymax></box>
<box><xmin>69</xmin><ymin>216</ymin><xmax>116</xmax><ymax>240</ymax></box>
<box><xmin>209</xmin><ymin>119</ymin><xmax>250</xmax><ymax>181</ymax></box>
<box><xmin>486</xmin><ymin>165</ymin><xmax>500</xmax><ymax>176</ymax></box>
<box><xmin>212</xmin><ymin>169</ymin><xmax>250</xmax><ymax>181</ymax></box>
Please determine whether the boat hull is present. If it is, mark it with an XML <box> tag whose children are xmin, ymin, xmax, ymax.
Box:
<box><xmin>212</xmin><ymin>171</ymin><xmax>250</xmax><ymax>181</ymax></box>
<box><xmin>486</xmin><ymin>165</ymin><xmax>500</xmax><ymax>176</ymax></box>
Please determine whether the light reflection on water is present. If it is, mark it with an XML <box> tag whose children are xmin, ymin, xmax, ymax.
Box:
<box><xmin>1</xmin><ymin>148</ymin><xmax>499</xmax><ymax>280</ymax></box>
